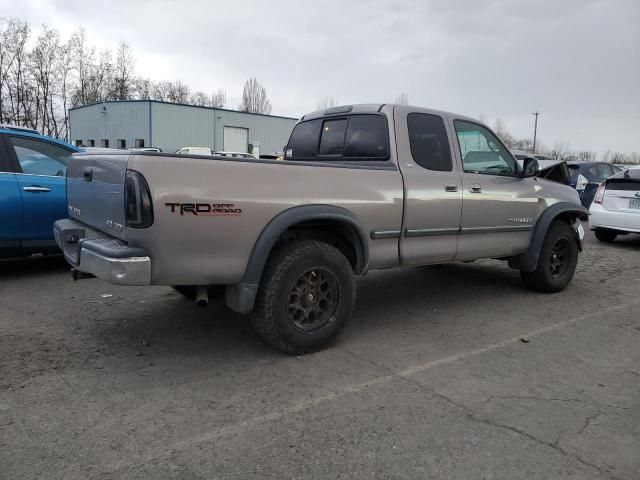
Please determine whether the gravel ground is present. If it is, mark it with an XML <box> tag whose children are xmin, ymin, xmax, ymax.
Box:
<box><xmin>1</xmin><ymin>228</ymin><xmax>639</xmax><ymax>479</ymax></box>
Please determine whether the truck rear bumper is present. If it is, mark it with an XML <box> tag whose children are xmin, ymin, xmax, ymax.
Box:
<box><xmin>53</xmin><ymin>219</ymin><xmax>151</xmax><ymax>285</ymax></box>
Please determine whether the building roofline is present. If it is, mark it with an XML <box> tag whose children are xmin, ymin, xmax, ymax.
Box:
<box><xmin>0</xmin><ymin>128</ymin><xmax>80</xmax><ymax>150</ymax></box>
<box><xmin>69</xmin><ymin>99</ymin><xmax>299</xmax><ymax>121</ymax></box>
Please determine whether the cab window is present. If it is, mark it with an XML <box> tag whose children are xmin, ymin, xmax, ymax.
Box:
<box><xmin>454</xmin><ymin>121</ymin><xmax>517</xmax><ymax>176</ymax></box>
<box><xmin>286</xmin><ymin>114</ymin><xmax>389</xmax><ymax>161</ymax></box>
<box><xmin>9</xmin><ymin>136</ymin><xmax>72</xmax><ymax>176</ymax></box>
<box><xmin>407</xmin><ymin>113</ymin><xmax>452</xmax><ymax>171</ymax></box>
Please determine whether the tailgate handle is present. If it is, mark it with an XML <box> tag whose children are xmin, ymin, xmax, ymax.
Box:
<box><xmin>83</xmin><ymin>167</ymin><xmax>93</xmax><ymax>181</ymax></box>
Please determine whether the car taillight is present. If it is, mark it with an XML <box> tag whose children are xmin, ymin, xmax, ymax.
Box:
<box><xmin>593</xmin><ymin>182</ymin><xmax>606</xmax><ymax>204</ymax></box>
<box><xmin>125</xmin><ymin>169</ymin><xmax>154</xmax><ymax>228</ymax></box>
<box><xmin>576</xmin><ymin>174</ymin><xmax>588</xmax><ymax>191</ymax></box>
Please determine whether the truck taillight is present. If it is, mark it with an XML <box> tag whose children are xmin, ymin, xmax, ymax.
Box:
<box><xmin>593</xmin><ymin>182</ymin><xmax>606</xmax><ymax>204</ymax></box>
<box><xmin>125</xmin><ymin>170</ymin><xmax>154</xmax><ymax>228</ymax></box>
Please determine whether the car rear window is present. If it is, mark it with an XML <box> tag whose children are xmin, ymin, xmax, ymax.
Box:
<box><xmin>286</xmin><ymin>114</ymin><xmax>389</xmax><ymax>161</ymax></box>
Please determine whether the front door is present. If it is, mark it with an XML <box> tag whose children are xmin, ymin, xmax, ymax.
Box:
<box><xmin>451</xmin><ymin>120</ymin><xmax>538</xmax><ymax>261</ymax></box>
<box><xmin>8</xmin><ymin>135</ymin><xmax>73</xmax><ymax>251</ymax></box>
<box><xmin>0</xmin><ymin>135</ymin><xmax>22</xmax><ymax>256</ymax></box>
<box><xmin>396</xmin><ymin>108</ymin><xmax>463</xmax><ymax>265</ymax></box>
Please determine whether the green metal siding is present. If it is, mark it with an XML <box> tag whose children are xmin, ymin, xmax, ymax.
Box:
<box><xmin>69</xmin><ymin>102</ymin><xmax>150</xmax><ymax>149</ymax></box>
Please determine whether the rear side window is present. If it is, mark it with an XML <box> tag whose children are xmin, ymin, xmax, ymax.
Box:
<box><xmin>286</xmin><ymin>114</ymin><xmax>388</xmax><ymax>161</ymax></box>
<box><xmin>407</xmin><ymin>113</ymin><xmax>452</xmax><ymax>171</ymax></box>
<box><xmin>286</xmin><ymin>119</ymin><xmax>322</xmax><ymax>159</ymax></box>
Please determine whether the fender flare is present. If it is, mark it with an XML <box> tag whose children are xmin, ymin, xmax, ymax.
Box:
<box><xmin>508</xmin><ymin>202</ymin><xmax>589</xmax><ymax>272</ymax></box>
<box><xmin>226</xmin><ymin>204</ymin><xmax>369</xmax><ymax>314</ymax></box>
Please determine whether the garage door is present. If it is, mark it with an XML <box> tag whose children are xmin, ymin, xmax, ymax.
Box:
<box><xmin>223</xmin><ymin>126</ymin><xmax>249</xmax><ymax>153</ymax></box>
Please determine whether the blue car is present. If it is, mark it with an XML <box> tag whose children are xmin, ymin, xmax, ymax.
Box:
<box><xmin>0</xmin><ymin>125</ymin><xmax>81</xmax><ymax>258</ymax></box>
<box><xmin>568</xmin><ymin>162</ymin><xmax>623</xmax><ymax>208</ymax></box>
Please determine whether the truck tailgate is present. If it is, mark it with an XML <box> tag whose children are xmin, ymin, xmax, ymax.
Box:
<box><xmin>66</xmin><ymin>153</ymin><xmax>129</xmax><ymax>240</ymax></box>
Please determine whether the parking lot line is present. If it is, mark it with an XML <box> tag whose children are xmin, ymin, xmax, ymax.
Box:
<box><xmin>107</xmin><ymin>299</ymin><xmax>640</xmax><ymax>473</ymax></box>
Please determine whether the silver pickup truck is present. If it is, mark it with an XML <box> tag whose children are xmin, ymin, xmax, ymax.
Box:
<box><xmin>54</xmin><ymin>104</ymin><xmax>587</xmax><ymax>354</ymax></box>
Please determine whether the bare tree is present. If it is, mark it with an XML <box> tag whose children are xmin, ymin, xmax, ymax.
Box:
<box><xmin>188</xmin><ymin>89</ymin><xmax>225</xmax><ymax>108</ymax></box>
<box><xmin>133</xmin><ymin>76</ymin><xmax>152</xmax><ymax>100</ymax></box>
<box><xmin>4</xmin><ymin>19</ymin><xmax>31</xmax><ymax>126</ymax></box>
<box><xmin>395</xmin><ymin>92</ymin><xmax>409</xmax><ymax>105</ymax></box>
<box><xmin>493</xmin><ymin>117</ymin><xmax>514</xmax><ymax>147</ymax></box>
<box><xmin>610</xmin><ymin>152</ymin><xmax>626</xmax><ymax>164</ymax></box>
<box><xmin>112</xmin><ymin>42</ymin><xmax>134</xmax><ymax>100</ymax></box>
<box><xmin>316</xmin><ymin>96</ymin><xmax>337</xmax><ymax>110</ymax></box>
<box><xmin>238</xmin><ymin>77</ymin><xmax>272</xmax><ymax>114</ymax></box>
<box><xmin>0</xmin><ymin>19</ymin><xmax>28</xmax><ymax>123</ymax></box>
<box><xmin>166</xmin><ymin>80</ymin><xmax>190</xmax><ymax>103</ymax></box>
<box><xmin>209</xmin><ymin>89</ymin><xmax>226</xmax><ymax>108</ymax></box>
<box><xmin>189</xmin><ymin>90</ymin><xmax>209</xmax><ymax>107</ymax></box>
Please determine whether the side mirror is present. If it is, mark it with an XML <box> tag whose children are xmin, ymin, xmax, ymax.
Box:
<box><xmin>521</xmin><ymin>157</ymin><xmax>540</xmax><ymax>178</ymax></box>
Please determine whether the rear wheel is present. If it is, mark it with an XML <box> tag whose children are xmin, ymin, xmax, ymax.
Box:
<box><xmin>594</xmin><ymin>229</ymin><xmax>618</xmax><ymax>243</ymax></box>
<box><xmin>171</xmin><ymin>285</ymin><xmax>225</xmax><ymax>300</ymax></box>
<box><xmin>252</xmin><ymin>240</ymin><xmax>356</xmax><ymax>354</ymax></box>
<box><xmin>521</xmin><ymin>221</ymin><xmax>578</xmax><ymax>293</ymax></box>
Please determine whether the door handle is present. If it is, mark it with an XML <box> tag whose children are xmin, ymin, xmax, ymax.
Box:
<box><xmin>23</xmin><ymin>186</ymin><xmax>51</xmax><ymax>193</ymax></box>
<box><xmin>444</xmin><ymin>185</ymin><xmax>458</xmax><ymax>192</ymax></box>
<box><xmin>469</xmin><ymin>184</ymin><xmax>483</xmax><ymax>193</ymax></box>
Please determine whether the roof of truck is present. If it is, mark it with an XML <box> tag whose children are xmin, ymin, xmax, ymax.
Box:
<box><xmin>300</xmin><ymin>103</ymin><xmax>478</xmax><ymax>124</ymax></box>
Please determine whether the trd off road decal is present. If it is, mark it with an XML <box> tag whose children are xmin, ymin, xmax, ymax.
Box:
<box><xmin>165</xmin><ymin>202</ymin><xmax>242</xmax><ymax>216</ymax></box>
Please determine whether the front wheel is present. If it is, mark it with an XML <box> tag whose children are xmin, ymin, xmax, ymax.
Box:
<box><xmin>252</xmin><ymin>240</ymin><xmax>356</xmax><ymax>354</ymax></box>
<box><xmin>521</xmin><ymin>221</ymin><xmax>579</xmax><ymax>293</ymax></box>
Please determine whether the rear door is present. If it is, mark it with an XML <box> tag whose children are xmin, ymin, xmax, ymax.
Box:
<box><xmin>8</xmin><ymin>135</ymin><xmax>73</xmax><ymax>249</ymax></box>
<box><xmin>451</xmin><ymin>119</ymin><xmax>538</xmax><ymax>260</ymax></box>
<box><xmin>0</xmin><ymin>134</ymin><xmax>22</xmax><ymax>256</ymax></box>
<box><xmin>395</xmin><ymin>107</ymin><xmax>462</xmax><ymax>264</ymax></box>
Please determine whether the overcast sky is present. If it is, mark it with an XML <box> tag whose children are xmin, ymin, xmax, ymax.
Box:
<box><xmin>7</xmin><ymin>0</ymin><xmax>640</xmax><ymax>154</ymax></box>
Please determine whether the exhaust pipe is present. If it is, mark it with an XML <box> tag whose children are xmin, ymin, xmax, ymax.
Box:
<box><xmin>195</xmin><ymin>286</ymin><xmax>209</xmax><ymax>307</ymax></box>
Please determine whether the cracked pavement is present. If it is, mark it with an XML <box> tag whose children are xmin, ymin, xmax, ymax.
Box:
<box><xmin>1</xmin><ymin>227</ymin><xmax>639</xmax><ymax>479</ymax></box>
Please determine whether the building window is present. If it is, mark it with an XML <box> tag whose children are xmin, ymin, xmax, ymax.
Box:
<box><xmin>117</xmin><ymin>139</ymin><xmax>126</xmax><ymax>149</ymax></box>
<box><xmin>101</xmin><ymin>139</ymin><xmax>109</xmax><ymax>148</ymax></box>
<box><xmin>75</xmin><ymin>140</ymin><xmax>83</xmax><ymax>147</ymax></box>
<box><xmin>135</xmin><ymin>139</ymin><xmax>145</xmax><ymax>148</ymax></box>
<box><xmin>89</xmin><ymin>140</ymin><xmax>95</xmax><ymax>147</ymax></box>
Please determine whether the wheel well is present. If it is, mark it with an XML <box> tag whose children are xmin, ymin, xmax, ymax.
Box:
<box><xmin>274</xmin><ymin>220</ymin><xmax>364</xmax><ymax>273</ymax></box>
<box><xmin>553</xmin><ymin>211</ymin><xmax>583</xmax><ymax>225</ymax></box>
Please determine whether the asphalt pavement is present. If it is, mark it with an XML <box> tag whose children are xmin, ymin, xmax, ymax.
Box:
<box><xmin>1</xmin><ymin>228</ymin><xmax>638</xmax><ymax>479</ymax></box>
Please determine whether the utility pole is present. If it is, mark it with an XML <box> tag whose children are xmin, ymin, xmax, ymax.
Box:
<box><xmin>532</xmin><ymin>111</ymin><xmax>540</xmax><ymax>154</ymax></box>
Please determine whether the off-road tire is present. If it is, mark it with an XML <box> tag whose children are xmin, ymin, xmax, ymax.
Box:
<box><xmin>594</xmin><ymin>229</ymin><xmax>618</xmax><ymax>243</ymax></box>
<box><xmin>521</xmin><ymin>221</ymin><xmax>578</xmax><ymax>293</ymax></box>
<box><xmin>251</xmin><ymin>240</ymin><xmax>356</xmax><ymax>354</ymax></box>
<box><xmin>171</xmin><ymin>285</ymin><xmax>225</xmax><ymax>300</ymax></box>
